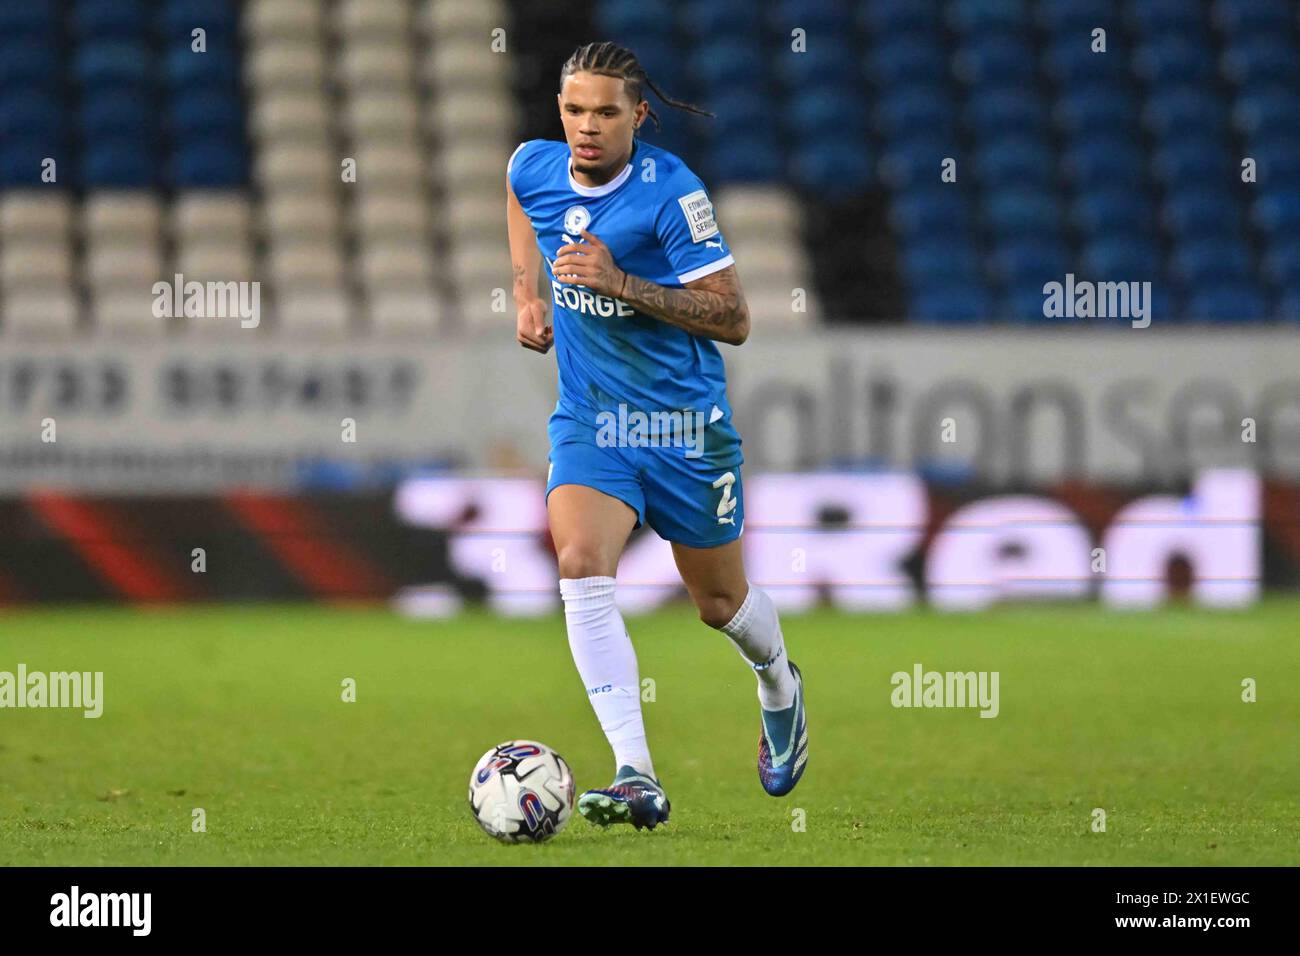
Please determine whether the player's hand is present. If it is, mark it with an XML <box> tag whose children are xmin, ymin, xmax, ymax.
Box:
<box><xmin>516</xmin><ymin>298</ymin><xmax>553</xmax><ymax>354</ymax></box>
<box><xmin>552</xmin><ymin>230</ymin><xmax>627</xmax><ymax>298</ymax></box>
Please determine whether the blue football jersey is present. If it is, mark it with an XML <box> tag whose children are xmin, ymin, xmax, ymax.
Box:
<box><xmin>508</xmin><ymin>138</ymin><xmax>736</xmax><ymax>422</ymax></box>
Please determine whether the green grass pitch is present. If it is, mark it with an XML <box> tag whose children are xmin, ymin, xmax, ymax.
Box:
<box><xmin>1</xmin><ymin>599</ymin><xmax>1297</xmax><ymax>866</ymax></box>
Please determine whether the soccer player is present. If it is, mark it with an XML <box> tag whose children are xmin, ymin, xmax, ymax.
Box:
<box><xmin>505</xmin><ymin>42</ymin><xmax>807</xmax><ymax>830</ymax></box>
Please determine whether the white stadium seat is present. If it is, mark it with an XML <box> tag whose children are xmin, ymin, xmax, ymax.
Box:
<box><xmin>268</xmin><ymin>242</ymin><xmax>347</xmax><ymax>290</ymax></box>
<box><xmin>0</xmin><ymin>192</ymin><xmax>73</xmax><ymax>241</ymax></box>
<box><xmin>335</xmin><ymin>0</ymin><xmax>409</xmax><ymax>38</ymax></box>
<box><xmin>358</xmin><ymin>243</ymin><xmax>435</xmax><ymax>288</ymax></box>
<box><xmin>261</xmin><ymin>192</ymin><xmax>343</xmax><ymax>239</ymax></box>
<box><xmin>172</xmin><ymin>193</ymin><xmax>252</xmax><ymax>239</ymax></box>
<box><xmin>352</xmin><ymin>194</ymin><xmax>431</xmax><ymax>240</ymax></box>
<box><xmin>2</xmin><ymin>241</ymin><xmax>73</xmax><ymax>288</ymax></box>
<box><xmin>419</xmin><ymin>0</ymin><xmax>504</xmax><ymax>38</ymax></box>
<box><xmin>337</xmin><ymin>41</ymin><xmax>414</xmax><ymax>89</ymax></box>
<box><xmin>256</xmin><ymin>143</ymin><xmax>339</xmax><ymax>192</ymax></box>
<box><xmin>251</xmin><ymin>90</ymin><xmax>332</xmax><ymax>140</ymax></box>
<box><xmin>276</xmin><ymin>289</ymin><xmax>353</xmax><ymax>335</ymax></box>
<box><xmin>83</xmin><ymin>241</ymin><xmax>163</xmax><ymax>290</ymax></box>
<box><xmin>367</xmin><ymin>289</ymin><xmax>442</xmax><ymax>334</ymax></box>
<box><xmin>82</xmin><ymin>193</ymin><xmax>163</xmax><ymax>239</ymax></box>
<box><xmin>343</xmin><ymin>91</ymin><xmax>422</xmax><ymax>140</ymax></box>
<box><xmin>244</xmin><ymin>0</ymin><xmax>324</xmax><ymax>39</ymax></box>
<box><xmin>2</xmin><ymin>290</ymin><xmax>79</xmax><ymax>337</ymax></box>
<box><xmin>246</xmin><ymin>40</ymin><xmax>327</xmax><ymax>91</ymax></box>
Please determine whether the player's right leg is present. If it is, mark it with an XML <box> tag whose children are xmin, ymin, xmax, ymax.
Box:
<box><xmin>547</xmin><ymin>477</ymin><xmax>670</xmax><ymax>829</ymax></box>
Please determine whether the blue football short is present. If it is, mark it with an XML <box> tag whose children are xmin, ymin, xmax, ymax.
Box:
<box><xmin>545</xmin><ymin>402</ymin><xmax>745</xmax><ymax>549</ymax></box>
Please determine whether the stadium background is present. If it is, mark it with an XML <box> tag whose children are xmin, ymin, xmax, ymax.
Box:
<box><xmin>0</xmin><ymin>0</ymin><xmax>1297</xmax><ymax>866</ymax></box>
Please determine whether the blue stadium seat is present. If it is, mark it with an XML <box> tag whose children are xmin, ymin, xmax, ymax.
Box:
<box><xmin>867</xmin><ymin>38</ymin><xmax>947</xmax><ymax>88</ymax></box>
<box><xmin>0</xmin><ymin>44</ymin><xmax>60</xmax><ymax>90</ymax></box>
<box><xmin>0</xmin><ymin>93</ymin><xmax>64</xmax><ymax>141</ymax></box>
<box><xmin>1221</xmin><ymin>36</ymin><xmax>1299</xmax><ymax>86</ymax></box>
<box><xmin>985</xmin><ymin>190</ymin><xmax>1063</xmax><ymax>238</ymax></box>
<box><xmin>858</xmin><ymin>0</ymin><xmax>943</xmax><ymax>35</ymax></box>
<box><xmin>1055</xmin><ymin>85</ymin><xmax>1137</xmax><ymax>135</ymax></box>
<box><xmin>974</xmin><ymin>137</ymin><xmax>1055</xmax><ymax>188</ymax></box>
<box><xmin>1072</xmin><ymin>188</ymin><xmax>1156</xmax><ymax>236</ymax></box>
<box><xmin>1081</xmin><ymin>238</ymin><xmax>1161</xmax><ymax>279</ymax></box>
<box><xmin>1163</xmin><ymin>191</ymin><xmax>1241</xmax><ymax>237</ymax></box>
<box><xmin>705</xmin><ymin>135</ymin><xmax>780</xmax><ymax>183</ymax></box>
<box><xmin>788</xmin><ymin>143</ymin><xmax>872</xmax><ymax>198</ymax></box>
<box><xmin>784</xmin><ymin>90</ymin><xmax>867</xmax><ymax>138</ymax></box>
<box><xmin>1213</xmin><ymin>0</ymin><xmax>1292</xmax><ymax>35</ymax></box>
<box><xmin>1143</xmin><ymin>87</ymin><xmax>1227</xmax><ymax>138</ymax></box>
<box><xmin>1036</xmin><ymin>0</ymin><xmax>1116</xmax><ymax>35</ymax></box>
<box><xmin>1253</xmin><ymin>193</ymin><xmax>1300</xmax><ymax>235</ymax></box>
<box><xmin>0</xmin><ymin>140</ymin><xmax>63</xmax><ymax>187</ymax></box>
<box><xmin>1126</xmin><ymin>0</ymin><xmax>1206</xmax><ymax>37</ymax></box>
<box><xmin>0</xmin><ymin>1</ymin><xmax>57</xmax><ymax>39</ymax></box>
<box><xmin>1172</xmin><ymin>239</ymin><xmax>1252</xmax><ymax>285</ymax></box>
<box><xmin>686</xmin><ymin>39</ymin><xmax>765</xmax><ymax>90</ymax></box>
<box><xmin>1277</xmin><ymin>287</ymin><xmax>1300</xmax><ymax>321</ymax></box>
<box><xmin>162</xmin><ymin>43</ymin><xmax>241</xmax><ymax>90</ymax></box>
<box><xmin>70</xmin><ymin>0</ymin><xmax>148</xmax><ymax>38</ymax></box>
<box><xmin>879</xmin><ymin>136</ymin><xmax>954</xmax><ymax>188</ymax></box>
<box><xmin>708</xmin><ymin>89</ymin><xmax>767</xmax><ymax>141</ymax></box>
<box><xmin>1063</xmin><ymin>137</ymin><xmax>1145</xmax><ymax>187</ymax></box>
<box><xmin>82</xmin><ymin>140</ymin><xmax>156</xmax><ymax>187</ymax></box>
<box><xmin>161</xmin><ymin>0</ymin><xmax>240</xmax><ymax>39</ymax></box>
<box><xmin>1263</xmin><ymin>241</ymin><xmax>1300</xmax><ymax>286</ymax></box>
<box><xmin>1133</xmin><ymin>36</ymin><xmax>1215</xmax><ymax>86</ymax></box>
<box><xmin>891</xmin><ymin>190</ymin><xmax>974</xmax><ymax>236</ymax></box>
<box><xmin>1234</xmin><ymin>89</ymin><xmax>1300</xmax><ymax>138</ymax></box>
<box><xmin>680</xmin><ymin>0</ymin><xmax>762</xmax><ymax>37</ymax></box>
<box><xmin>772</xmin><ymin>39</ymin><xmax>859</xmax><ymax>88</ymax></box>
<box><xmin>595</xmin><ymin>0</ymin><xmax>673</xmax><ymax>41</ymax></box>
<box><xmin>167</xmin><ymin>91</ymin><xmax>244</xmax><ymax>138</ymax></box>
<box><xmin>874</xmin><ymin>86</ymin><xmax>956</xmax><ymax>136</ymax></box>
<box><xmin>768</xmin><ymin>0</ymin><xmax>856</xmax><ymax>32</ymax></box>
<box><xmin>966</xmin><ymin>88</ymin><xmax>1048</xmax><ymax>135</ymax></box>
<box><xmin>1045</xmin><ymin>35</ymin><xmax>1127</xmax><ymax>84</ymax></box>
<box><xmin>946</xmin><ymin>0</ymin><xmax>1029</xmax><ymax>34</ymax></box>
<box><xmin>1151</xmin><ymin>138</ymin><xmax>1232</xmax><ymax>185</ymax></box>
<box><xmin>1186</xmin><ymin>284</ymin><xmax>1268</xmax><ymax>322</ymax></box>
<box><xmin>171</xmin><ymin>139</ymin><xmax>246</xmax><ymax>187</ymax></box>
<box><xmin>953</xmin><ymin>34</ymin><xmax>1037</xmax><ymax>84</ymax></box>
<box><xmin>991</xmin><ymin>238</ymin><xmax>1069</xmax><ymax>286</ymax></box>
<box><xmin>911</xmin><ymin>284</ymin><xmax>993</xmax><ymax>323</ymax></box>
<box><xmin>79</xmin><ymin>90</ymin><xmax>153</xmax><ymax>139</ymax></box>
<box><xmin>903</xmin><ymin>239</ymin><xmax>984</xmax><ymax>285</ymax></box>
<box><xmin>1248</xmin><ymin>136</ymin><xmax>1300</xmax><ymax>183</ymax></box>
<box><xmin>73</xmin><ymin>42</ymin><xmax>151</xmax><ymax>86</ymax></box>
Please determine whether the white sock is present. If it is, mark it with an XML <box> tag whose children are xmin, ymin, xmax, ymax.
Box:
<box><xmin>559</xmin><ymin>576</ymin><xmax>654</xmax><ymax>777</ymax></box>
<box><xmin>719</xmin><ymin>583</ymin><xmax>797</xmax><ymax>711</ymax></box>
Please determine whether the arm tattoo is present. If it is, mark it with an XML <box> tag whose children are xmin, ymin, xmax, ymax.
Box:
<box><xmin>619</xmin><ymin>266</ymin><xmax>750</xmax><ymax>345</ymax></box>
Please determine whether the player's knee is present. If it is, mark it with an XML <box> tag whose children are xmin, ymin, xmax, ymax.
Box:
<box><xmin>556</xmin><ymin>543</ymin><xmax>613</xmax><ymax>581</ymax></box>
<box><xmin>697</xmin><ymin>592</ymin><xmax>743</xmax><ymax>630</ymax></box>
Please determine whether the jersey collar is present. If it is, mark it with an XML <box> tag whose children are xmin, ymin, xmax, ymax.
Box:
<box><xmin>567</xmin><ymin>147</ymin><xmax>635</xmax><ymax>197</ymax></box>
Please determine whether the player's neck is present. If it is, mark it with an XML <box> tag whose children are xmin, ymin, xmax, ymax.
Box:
<box><xmin>570</xmin><ymin>142</ymin><xmax>636</xmax><ymax>189</ymax></box>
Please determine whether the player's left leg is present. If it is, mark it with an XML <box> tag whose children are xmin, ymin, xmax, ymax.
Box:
<box><xmin>672</xmin><ymin>539</ymin><xmax>808</xmax><ymax>796</ymax></box>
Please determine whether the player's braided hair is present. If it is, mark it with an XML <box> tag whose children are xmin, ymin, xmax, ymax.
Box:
<box><xmin>560</xmin><ymin>41</ymin><xmax>714</xmax><ymax>131</ymax></box>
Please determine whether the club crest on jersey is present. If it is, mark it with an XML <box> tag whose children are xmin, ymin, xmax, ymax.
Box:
<box><xmin>563</xmin><ymin>205</ymin><xmax>591</xmax><ymax>234</ymax></box>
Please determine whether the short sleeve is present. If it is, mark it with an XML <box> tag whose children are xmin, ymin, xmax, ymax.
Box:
<box><xmin>507</xmin><ymin>140</ymin><xmax>549</xmax><ymax>205</ymax></box>
<box><xmin>654</xmin><ymin>172</ymin><xmax>734</xmax><ymax>285</ymax></box>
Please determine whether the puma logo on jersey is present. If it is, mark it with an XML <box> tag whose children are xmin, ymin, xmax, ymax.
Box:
<box><xmin>705</xmin><ymin>239</ymin><xmax>723</xmax><ymax>249</ymax></box>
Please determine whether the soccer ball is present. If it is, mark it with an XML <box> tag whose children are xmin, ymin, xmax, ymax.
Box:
<box><xmin>468</xmin><ymin>740</ymin><xmax>575</xmax><ymax>843</ymax></box>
